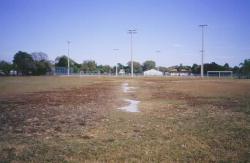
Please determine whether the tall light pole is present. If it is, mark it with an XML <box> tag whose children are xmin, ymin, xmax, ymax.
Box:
<box><xmin>113</xmin><ymin>48</ymin><xmax>119</xmax><ymax>76</ymax></box>
<box><xmin>67</xmin><ymin>41</ymin><xmax>71</xmax><ymax>76</ymax></box>
<box><xmin>128</xmin><ymin>29</ymin><xmax>137</xmax><ymax>77</ymax></box>
<box><xmin>199</xmin><ymin>24</ymin><xmax>208</xmax><ymax>78</ymax></box>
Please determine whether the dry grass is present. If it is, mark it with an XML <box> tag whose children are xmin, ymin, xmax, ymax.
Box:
<box><xmin>0</xmin><ymin>76</ymin><xmax>250</xmax><ymax>162</ymax></box>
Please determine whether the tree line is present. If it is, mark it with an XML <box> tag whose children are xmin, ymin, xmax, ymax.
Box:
<box><xmin>0</xmin><ymin>51</ymin><xmax>250</xmax><ymax>77</ymax></box>
<box><xmin>0</xmin><ymin>51</ymin><xmax>52</xmax><ymax>75</ymax></box>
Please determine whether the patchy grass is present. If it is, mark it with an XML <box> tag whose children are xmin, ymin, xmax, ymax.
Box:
<box><xmin>0</xmin><ymin>76</ymin><xmax>250</xmax><ymax>162</ymax></box>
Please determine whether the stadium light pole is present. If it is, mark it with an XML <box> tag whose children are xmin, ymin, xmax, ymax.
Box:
<box><xmin>67</xmin><ymin>41</ymin><xmax>71</xmax><ymax>76</ymax></box>
<box><xmin>199</xmin><ymin>24</ymin><xmax>208</xmax><ymax>78</ymax></box>
<box><xmin>128</xmin><ymin>29</ymin><xmax>137</xmax><ymax>77</ymax></box>
<box><xmin>113</xmin><ymin>49</ymin><xmax>119</xmax><ymax>76</ymax></box>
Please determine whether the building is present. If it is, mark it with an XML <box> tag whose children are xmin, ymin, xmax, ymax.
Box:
<box><xmin>143</xmin><ymin>69</ymin><xmax>163</xmax><ymax>76</ymax></box>
<box><xmin>168</xmin><ymin>68</ymin><xmax>178</xmax><ymax>76</ymax></box>
<box><xmin>168</xmin><ymin>68</ymin><xmax>191</xmax><ymax>76</ymax></box>
<box><xmin>179</xmin><ymin>69</ymin><xmax>191</xmax><ymax>76</ymax></box>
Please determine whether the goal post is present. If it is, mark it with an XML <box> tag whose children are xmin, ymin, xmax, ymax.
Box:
<box><xmin>207</xmin><ymin>71</ymin><xmax>233</xmax><ymax>78</ymax></box>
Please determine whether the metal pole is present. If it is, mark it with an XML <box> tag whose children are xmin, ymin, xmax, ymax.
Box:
<box><xmin>113</xmin><ymin>49</ymin><xmax>119</xmax><ymax>76</ymax></box>
<box><xmin>130</xmin><ymin>33</ymin><xmax>133</xmax><ymax>77</ymax></box>
<box><xmin>67</xmin><ymin>41</ymin><xmax>70</xmax><ymax>76</ymax></box>
<box><xmin>128</xmin><ymin>29</ymin><xmax>137</xmax><ymax>77</ymax></box>
<box><xmin>199</xmin><ymin>25</ymin><xmax>208</xmax><ymax>78</ymax></box>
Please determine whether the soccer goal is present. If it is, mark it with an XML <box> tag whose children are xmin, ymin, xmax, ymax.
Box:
<box><xmin>207</xmin><ymin>71</ymin><xmax>233</xmax><ymax>78</ymax></box>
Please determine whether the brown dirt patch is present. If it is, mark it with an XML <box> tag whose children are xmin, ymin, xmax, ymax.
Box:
<box><xmin>0</xmin><ymin>83</ymin><xmax>121</xmax><ymax>140</ymax></box>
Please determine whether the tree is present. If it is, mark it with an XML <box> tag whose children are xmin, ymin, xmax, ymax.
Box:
<box><xmin>143</xmin><ymin>60</ymin><xmax>156</xmax><ymax>71</ymax></box>
<box><xmin>223</xmin><ymin>63</ymin><xmax>230</xmax><ymax>70</ymax></box>
<box><xmin>232</xmin><ymin>66</ymin><xmax>240</xmax><ymax>74</ymax></box>
<box><xmin>31</xmin><ymin>52</ymin><xmax>48</xmax><ymax>61</ymax></box>
<box><xmin>191</xmin><ymin>64</ymin><xmax>200</xmax><ymax>74</ymax></box>
<box><xmin>177</xmin><ymin>63</ymin><xmax>183</xmax><ymax>72</ymax></box>
<box><xmin>73</xmin><ymin>63</ymin><xmax>81</xmax><ymax>73</ymax></box>
<box><xmin>240</xmin><ymin>59</ymin><xmax>250</xmax><ymax>75</ymax></box>
<box><xmin>13</xmin><ymin>51</ymin><xmax>35</xmax><ymax>75</ymax></box>
<box><xmin>0</xmin><ymin>61</ymin><xmax>12</xmax><ymax>75</ymax></box>
<box><xmin>31</xmin><ymin>52</ymin><xmax>52</xmax><ymax>75</ymax></box>
<box><xmin>103</xmin><ymin>65</ymin><xmax>111</xmax><ymax>74</ymax></box>
<box><xmin>124</xmin><ymin>65</ymin><xmax>130</xmax><ymax>74</ymax></box>
<box><xmin>81</xmin><ymin>60</ymin><xmax>97</xmax><ymax>73</ymax></box>
<box><xmin>97</xmin><ymin>65</ymin><xmax>111</xmax><ymax>74</ymax></box>
<box><xmin>117</xmin><ymin>63</ymin><xmax>125</xmax><ymax>70</ymax></box>
<box><xmin>33</xmin><ymin>60</ymin><xmax>52</xmax><ymax>75</ymax></box>
<box><xmin>55</xmin><ymin>55</ymin><xmax>80</xmax><ymax>73</ymax></box>
<box><xmin>159</xmin><ymin>66</ymin><xmax>168</xmax><ymax>73</ymax></box>
<box><xmin>55</xmin><ymin>55</ymin><xmax>68</xmax><ymax>67</ymax></box>
<box><xmin>127</xmin><ymin>61</ymin><xmax>143</xmax><ymax>74</ymax></box>
<box><xmin>204</xmin><ymin>62</ymin><xmax>224</xmax><ymax>73</ymax></box>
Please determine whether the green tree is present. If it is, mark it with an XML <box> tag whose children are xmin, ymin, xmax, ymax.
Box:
<box><xmin>13</xmin><ymin>51</ymin><xmax>35</xmax><ymax>75</ymax></box>
<box><xmin>55</xmin><ymin>55</ymin><xmax>80</xmax><ymax>73</ymax></box>
<box><xmin>240</xmin><ymin>59</ymin><xmax>250</xmax><ymax>75</ymax></box>
<box><xmin>127</xmin><ymin>61</ymin><xmax>143</xmax><ymax>74</ymax></box>
<box><xmin>143</xmin><ymin>60</ymin><xmax>156</xmax><ymax>71</ymax></box>
<box><xmin>33</xmin><ymin>60</ymin><xmax>52</xmax><ymax>75</ymax></box>
<box><xmin>204</xmin><ymin>62</ymin><xmax>224</xmax><ymax>73</ymax></box>
<box><xmin>159</xmin><ymin>66</ymin><xmax>168</xmax><ymax>72</ymax></box>
<box><xmin>31</xmin><ymin>52</ymin><xmax>51</xmax><ymax>75</ymax></box>
<box><xmin>97</xmin><ymin>65</ymin><xmax>111</xmax><ymax>74</ymax></box>
<box><xmin>117</xmin><ymin>63</ymin><xmax>124</xmax><ymax>70</ymax></box>
<box><xmin>55</xmin><ymin>55</ymin><xmax>68</xmax><ymax>67</ymax></box>
<box><xmin>73</xmin><ymin>63</ymin><xmax>81</xmax><ymax>73</ymax></box>
<box><xmin>223</xmin><ymin>63</ymin><xmax>230</xmax><ymax>70</ymax></box>
<box><xmin>81</xmin><ymin>60</ymin><xmax>97</xmax><ymax>73</ymax></box>
<box><xmin>0</xmin><ymin>61</ymin><xmax>12</xmax><ymax>75</ymax></box>
<box><xmin>191</xmin><ymin>64</ymin><xmax>200</xmax><ymax>74</ymax></box>
<box><xmin>232</xmin><ymin>66</ymin><xmax>240</xmax><ymax>75</ymax></box>
<box><xmin>31</xmin><ymin>52</ymin><xmax>48</xmax><ymax>61</ymax></box>
<box><xmin>159</xmin><ymin>66</ymin><xmax>168</xmax><ymax>75</ymax></box>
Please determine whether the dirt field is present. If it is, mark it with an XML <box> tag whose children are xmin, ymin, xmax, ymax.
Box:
<box><xmin>0</xmin><ymin>76</ymin><xmax>250</xmax><ymax>162</ymax></box>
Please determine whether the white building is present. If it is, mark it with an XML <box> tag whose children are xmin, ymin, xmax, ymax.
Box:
<box><xmin>169</xmin><ymin>68</ymin><xmax>191</xmax><ymax>76</ymax></box>
<box><xmin>143</xmin><ymin>69</ymin><xmax>163</xmax><ymax>76</ymax></box>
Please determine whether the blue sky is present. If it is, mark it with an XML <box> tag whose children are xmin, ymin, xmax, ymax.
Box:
<box><xmin>1</xmin><ymin>0</ymin><xmax>250</xmax><ymax>67</ymax></box>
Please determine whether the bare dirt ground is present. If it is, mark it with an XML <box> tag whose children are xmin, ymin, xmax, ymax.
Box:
<box><xmin>0</xmin><ymin>77</ymin><xmax>250</xmax><ymax>162</ymax></box>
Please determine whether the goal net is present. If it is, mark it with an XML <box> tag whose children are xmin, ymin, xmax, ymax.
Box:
<box><xmin>207</xmin><ymin>71</ymin><xmax>233</xmax><ymax>78</ymax></box>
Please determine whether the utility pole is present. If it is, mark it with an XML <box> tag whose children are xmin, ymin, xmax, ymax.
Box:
<box><xmin>113</xmin><ymin>49</ymin><xmax>119</xmax><ymax>76</ymax></box>
<box><xmin>199</xmin><ymin>25</ymin><xmax>208</xmax><ymax>78</ymax></box>
<box><xmin>128</xmin><ymin>29</ymin><xmax>137</xmax><ymax>77</ymax></box>
<box><xmin>67</xmin><ymin>41</ymin><xmax>71</xmax><ymax>76</ymax></box>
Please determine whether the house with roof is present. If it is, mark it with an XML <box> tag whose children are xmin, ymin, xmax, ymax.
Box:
<box><xmin>168</xmin><ymin>66</ymin><xmax>191</xmax><ymax>76</ymax></box>
<box><xmin>143</xmin><ymin>69</ymin><xmax>163</xmax><ymax>76</ymax></box>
